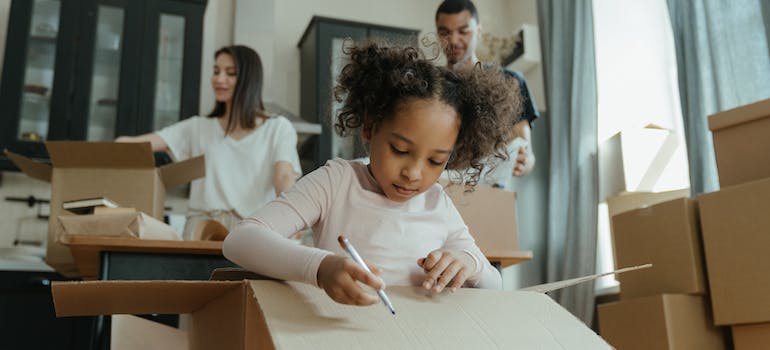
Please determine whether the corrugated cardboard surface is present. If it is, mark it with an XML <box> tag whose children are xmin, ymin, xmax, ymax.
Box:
<box><xmin>708</xmin><ymin>97</ymin><xmax>770</xmax><ymax>187</ymax></box>
<box><xmin>612</xmin><ymin>198</ymin><xmax>706</xmax><ymax>299</ymax></box>
<box><xmin>598</xmin><ymin>294</ymin><xmax>725</xmax><ymax>350</ymax></box>
<box><xmin>53</xmin><ymin>280</ymin><xmax>611</xmax><ymax>350</ymax></box>
<box><xmin>444</xmin><ymin>184</ymin><xmax>519</xmax><ymax>253</ymax></box>
<box><xmin>698</xmin><ymin>177</ymin><xmax>770</xmax><ymax>325</ymax></box>
<box><xmin>111</xmin><ymin>315</ymin><xmax>188</xmax><ymax>350</ymax></box>
<box><xmin>58</xmin><ymin>212</ymin><xmax>181</xmax><ymax>240</ymax></box>
<box><xmin>732</xmin><ymin>322</ymin><xmax>770</xmax><ymax>350</ymax></box>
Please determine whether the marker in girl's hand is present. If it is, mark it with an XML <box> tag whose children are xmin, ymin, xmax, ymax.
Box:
<box><xmin>338</xmin><ymin>235</ymin><xmax>396</xmax><ymax>315</ymax></box>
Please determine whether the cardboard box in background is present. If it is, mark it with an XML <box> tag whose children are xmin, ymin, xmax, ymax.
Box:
<box><xmin>698</xmin><ymin>177</ymin><xmax>770</xmax><ymax>325</ymax></box>
<box><xmin>598</xmin><ymin>294</ymin><xmax>725</xmax><ymax>350</ymax></box>
<box><xmin>444</xmin><ymin>183</ymin><xmax>519</xmax><ymax>254</ymax></box>
<box><xmin>53</xmin><ymin>279</ymin><xmax>613</xmax><ymax>350</ymax></box>
<box><xmin>605</xmin><ymin>188</ymin><xmax>691</xmax><ymax>219</ymax></box>
<box><xmin>732</xmin><ymin>322</ymin><xmax>770</xmax><ymax>350</ymax></box>
<box><xmin>598</xmin><ymin>125</ymin><xmax>689</xmax><ymax>201</ymax></box>
<box><xmin>708</xmin><ymin>97</ymin><xmax>770</xmax><ymax>187</ymax></box>
<box><xmin>5</xmin><ymin>142</ymin><xmax>204</xmax><ymax>276</ymax></box>
<box><xmin>58</xmin><ymin>210</ymin><xmax>182</xmax><ymax>241</ymax></box>
<box><xmin>612</xmin><ymin>198</ymin><xmax>707</xmax><ymax>300</ymax></box>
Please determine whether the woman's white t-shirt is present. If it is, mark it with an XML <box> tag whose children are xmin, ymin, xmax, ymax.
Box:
<box><xmin>156</xmin><ymin>115</ymin><xmax>302</xmax><ymax>218</ymax></box>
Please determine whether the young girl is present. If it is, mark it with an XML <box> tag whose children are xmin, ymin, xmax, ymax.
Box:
<box><xmin>224</xmin><ymin>41</ymin><xmax>521</xmax><ymax>306</ymax></box>
<box><xmin>117</xmin><ymin>45</ymin><xmax>301</xmax><ymax>239</ymax></box>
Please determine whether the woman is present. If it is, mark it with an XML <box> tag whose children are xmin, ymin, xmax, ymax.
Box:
<box><xmin>117</xmin><ymin>45</ymin><xmax>301</xmax><ymax>239</ymax></box>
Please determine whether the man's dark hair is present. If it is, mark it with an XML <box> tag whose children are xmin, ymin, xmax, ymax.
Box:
<box><xmin>435</xmin><ymin>0</ymin><xmax>479</xmax><ymax>22</ymax></box>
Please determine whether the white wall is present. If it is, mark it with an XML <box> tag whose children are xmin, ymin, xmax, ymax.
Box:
<box><xmin>227</xmin><ymin>0</ymin><xmax>518</xmax><ymax>116</ymax></box>
<box><xmin>199</xmin><ymin>0</ymin><xmax>234</xmax><ymax>115</ymax></box>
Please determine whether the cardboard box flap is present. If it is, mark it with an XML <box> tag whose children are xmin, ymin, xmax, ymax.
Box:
<box><xmin>519</xmin><ymin>264</ymin><xmax>652</xmax><ymax>293</ymax></box>
<box><xmin>4</xmin><ymin>150</ymin><xmax>52</xmax><ymax>182</ymax></box>
<box><xmin>709</xmin><ymin>98</ymin><xmax>770</xmax><ymax>131</ymax></box>
<box><xmin>159</xmin><ymin>155</ymin><xmax>205</xmax><ymax>189</ymax></box>
<box><xmin>46</xmin><ymin>141</ymin><xmax>155</xmax><ymax>168</ymax></box>
<box><xmin>52</xmin><ymin>280</ymin><xmax>242</xmax><ymax>317</ymax></box>
<box><xmin>248</xmin><ymin>281</ymin><xmax>612</xmax><ymax>349</ymax></box>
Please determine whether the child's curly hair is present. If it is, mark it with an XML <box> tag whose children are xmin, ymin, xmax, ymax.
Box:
<box><xmin>333</xmin><ymin>40</ymin><xmax>522</xmax><ymax>188</ymax></box>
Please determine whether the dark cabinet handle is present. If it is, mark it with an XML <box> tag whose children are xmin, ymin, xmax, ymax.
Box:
<box><xmin>25</xmin><ymin>276</ymin><xmax>52</xmax><ymax>287</ymax></box>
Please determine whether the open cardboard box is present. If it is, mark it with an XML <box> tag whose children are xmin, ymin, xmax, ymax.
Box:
<box><xmin>5</xmin><ymin>142</ymin><xmax>204</xmax><ymax>276</ymax></box>
<box><xmin>443</xmin><ymin>183</ymin><xmax>528</xmax><ymax>267</ymax></box>
<box><xmin>598</xmin><ymin>124</ymin><xmax>689</xmax><ymax>201</ymax></box>
<box><xmin>52</xmin><ymin>265</ymin><xmax>649</xmax><ymax>349</ymax></box>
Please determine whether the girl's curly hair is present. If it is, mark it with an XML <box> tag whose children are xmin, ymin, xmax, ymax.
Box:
<box><xmin>333</xmin><ymin>40</ymin><xmax>522</xmax><ymax>188</ymax></box>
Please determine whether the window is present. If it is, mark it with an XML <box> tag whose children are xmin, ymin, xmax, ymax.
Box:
<box><xmin>592</xmin><ymin>0</ymin><xmax>690</xmax><ymax>291</ymax></box>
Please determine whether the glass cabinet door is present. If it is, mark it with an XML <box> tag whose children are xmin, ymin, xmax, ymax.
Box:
<box><xmin>85</xmin><ymin>5</ymin><xmax>124</xmax><ymax>141</ymax></box>
<box><xmin>17</xmin><ymin>0</ymin><xmax>60</xmax><ymax>142</ymax></box>
<box><xmin>152</xmin><ymin>13</ymin><xmax>185</xmax><ymax>131</ymax></box>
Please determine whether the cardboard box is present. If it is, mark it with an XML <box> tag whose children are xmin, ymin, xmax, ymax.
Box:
<box><xmin>606</xmin><ymin>189</ymin><xmax>691</xmax><ymax>219</ymax></box>
<box><xmin>598</xmin><ymin>294</ymin><xmax>725</xmax><ymax>350</ymax></box>
<box><xmin>732</xmin><ymin>322</ymin><xmax>770</xmax><ymax>350</ymax></box>
<box><xmin>58</xmin><ymin>210</ymin><xmax>182</xmax><ymax>241</ymax></box>
<box><xmin>5</xmin><ymin>142</ymin><xmax>204</xmax><ymax>276</ymax></box>
<box><xmin>53</xmin><ymin>279</ymin><xmax>612</xmax><ymax>349</ymax></box>
<box><xmin>708</xmin><ymin>97</ymin><xmax>770</xmax><ymax>187</ymax></box>
<box><xmin>599</xmin><ymin>125</ymin><xmax>689</xmax><ymax>200</ymax></box>
<box><xmin>443</xmin><ymin>183</ymin><xmax>519</xmax><ymax>254</ymax></box>
<box><xmin>612</xmin><ymin>198</ymin><xmax>707</xmax><ymax>299</ymax></box>
<box><xmin>698</xmin><ymin>177</ymin><xmax>770</xmax><ymax>325</ymax></box>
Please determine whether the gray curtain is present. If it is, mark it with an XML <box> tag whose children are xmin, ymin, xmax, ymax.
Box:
<box><xmin>667</xmin><ymin>0</ymin><xmax>770</xmax><ymax>195</ymax></box>
<box><xmin>537</xmin><ymin>0</ymin><xmax>599</xmax><ymax>324</ymax></box>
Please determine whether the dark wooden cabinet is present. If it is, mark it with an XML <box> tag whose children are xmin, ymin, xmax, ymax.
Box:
<box><xmin>0</xmin><ymin>0</ymin><xmax>206</xmax><ymax>169</ymax></box>
<box><xmin>297</xmin><ymin>16</ymin><xmax>419</xmax><ymax>172</ymax></box>
<box><xmin>0</xmin><ymin>270</ymin><xmax>93</xmax><ymax>349</ymax></box>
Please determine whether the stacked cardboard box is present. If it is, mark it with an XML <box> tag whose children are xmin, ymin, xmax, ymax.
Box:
<box><xmin>598</xmin><ymin>197</ymin><xmax>726</xmax><ymax>349</ymax></box>
<box><xmin>697</xmin><ymin>98</ymin><xmax>770</xmax><ymax>348</ymax></box>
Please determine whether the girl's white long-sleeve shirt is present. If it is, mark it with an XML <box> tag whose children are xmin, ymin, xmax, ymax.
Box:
<box><xmin>223</xmin><ymin>159</ymin><xmax>502</xmax><ymax>289</ymax></box>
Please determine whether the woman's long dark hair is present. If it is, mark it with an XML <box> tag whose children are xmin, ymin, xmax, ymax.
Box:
<box><xmin>207</xmin><ymin>45</ymin><xmax>268</xmax><ymax>134</ymax></box>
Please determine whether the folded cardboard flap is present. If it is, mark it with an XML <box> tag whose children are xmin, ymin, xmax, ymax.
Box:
<box><xmin>58</xmin><ymin>211</ymin><xmax>182</xmax><ymax>240</ymax></box>
<box><xmin>4</xmin><ymin>150</ymin><xmax>52</xmax><ymax>182</ymax></box>
<box><xmin>46</xmin><ymin>141</ymin><xmax>156</xmax><ymax>168</ymax></box>
<box><xmin>159</xmin><ymin>155</ymin><xmax>206</xmax><ymax>189</ymax></box>
<box><xmin>53</xmin><ymin>280</ymin><xmax>612</xmax><ymax>349</ymax></box>
<box><xmin>53</xmin><ymin>280</ymin><xmax>243</xmax><ymax>317</ymax></box>
<box><xmin>708</xmin><ymin>97</ymin><xmax>770</xmax><ymax>131</ymax></box>
<box><xmin>519</xmin><ymin>264</ymin><xmax>652</xmax><ymax>293</ymax></box>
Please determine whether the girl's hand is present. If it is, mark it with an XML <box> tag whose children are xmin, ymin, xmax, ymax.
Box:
<box><xmin>316</xmin><ymin>255</ymin><xmax>385</xmax><ymax>306</ymax></box>
<box><xmin>418</xmin><ymin>249</ymin><xmax>476</xmax><ymax>293</ymax></box>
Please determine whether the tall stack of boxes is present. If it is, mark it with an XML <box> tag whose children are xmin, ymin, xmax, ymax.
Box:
<box><xmin>598</xmin><ymin>97</ymin><xmax>770</xmax><ymax>349</ymax></box>
<box><xmin>598</xmin><ymin>197</ymin><xmax>726</xmax><ymax>349</ymax></box>
<box><xmin>697</xmin><ymin>97</ymin><xmax>770</xmax><ymax>350</ymax></box>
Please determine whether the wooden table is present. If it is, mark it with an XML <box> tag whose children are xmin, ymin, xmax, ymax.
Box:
<box><xmin>485</xmin><ymin>250</ymin><xmax>533</xmax><ymax>269</ymax></box>
<box><xmin>60</xmin><ymin>235</ymin><xmax>227</xmax><ymax>280</ymax></box>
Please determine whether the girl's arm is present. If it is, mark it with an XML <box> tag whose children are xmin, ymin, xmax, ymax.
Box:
<box><xmin>272</xmin><ymin>161</ymin><xmax>297</xmax><ymax>195</ymax></box>
<box><xmin>115</xmin><ymin>133</ymin><xmax>169</xmax><ymax>153</ymax></box>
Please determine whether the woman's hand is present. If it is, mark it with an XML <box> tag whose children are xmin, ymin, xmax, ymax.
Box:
<box><xmin>316</xmin><ymin>255</ymin><xmax>385</xmax><ymax>306</ymax></box>
<box><xmin>418</xmin><ymin>249</ymin><xmax>476</xmax><ymax>293</ymax></box>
